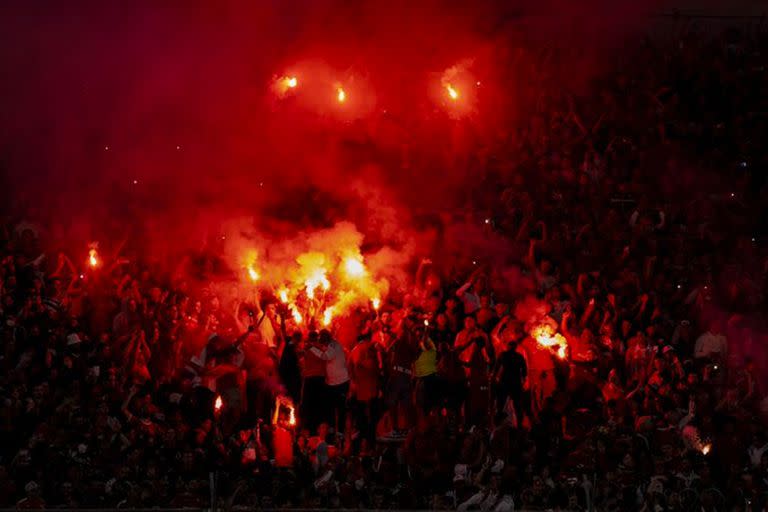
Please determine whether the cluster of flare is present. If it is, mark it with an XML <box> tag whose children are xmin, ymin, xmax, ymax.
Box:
<box><xmin>531</xmin><ymin>324</ymin><xmax>568</xmax><ymax>360</ymax></box>
<box><xmin>241</xmin><ymin>245</ymin><xmax>386</xmax><ymax>330</ymax></box>
<box><xmin>273</xmin><ymin>74</ymin><xmax>347</xmax><ymax>104</ymax></box>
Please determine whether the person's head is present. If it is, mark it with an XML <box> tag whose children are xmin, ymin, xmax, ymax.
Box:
<box><xmin>436</xmin><ymin>313</ymin><xmax>448</xmax><ymax>329</ymax></box>
<box><xmin>464</xmin><ymin>316</ymin><xmax>477</xmax><ymax>331</ymax></box>
<box><xmin>307</xmin><ymin>331</ymin><xmax>319</xmax><ymax>345</ymax></box>
<box><xmin>127</xmin><ymin>298</ymin><xmax>137</xmax><ymax>313</ymax></box>
<box><xmin>319</xmin><ymin>329</ymin><xmax>332</xmax><ymax>345</ymax></box>
<box><xmin>291</xmin><ymin>331</ymin><xmax>302</xmax><ymax>345</ymax></box>
<box><xmin>479</xmin><ymin>295</ymin><xmax>491</xmax><ymax>309</ymax></box>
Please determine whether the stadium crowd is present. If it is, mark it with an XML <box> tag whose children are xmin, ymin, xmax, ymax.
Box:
<box><xmin>2</xmin><ymin>24</ymin><xmax>768</xmax><ymax>511</ymax></box>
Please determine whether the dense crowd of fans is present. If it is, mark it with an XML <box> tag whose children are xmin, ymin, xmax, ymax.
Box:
<box><xmin>2</xmin><ymin>24</ymin><xmax>768</xmax><ymax>511</ymax></box>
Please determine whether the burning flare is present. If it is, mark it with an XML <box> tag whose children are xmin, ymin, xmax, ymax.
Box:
<box><xmin>343</xmin><ymin>256</ymin><xmax>366</xmax><ymax>278</ymax></box>
<box><xmin>286</xmin><ymin>76</ymin><xmax>298</xmax><ymax>88</ymax></box>
<box><xmin>305</xmin><ymin>269</ymin><xmax>331</xmax><ymax>299</ymax></box>
<box><xmin>322</xmin><ymin>307</ymin><xmax>334</xmax><ymax>327</ymax></box>
<box><xmin>289</xmin><ymin>406</ymin><xmax>296</xmax><ymax>426</ymax></box>
<box><xmin>337</xmin><ymin>87</ymin><xmax>346</xmax><ymax>103</ymax></box>
<box><xmin>372</xmin><ymin>297</ymin><xmax>381</xmax><ymax>310</ymax></box>
<box><xmin>291</xmin><ymin>307</ymin><xmax>303</xmax><ymax>325</ymax></box>
<box><xmin>446</xmin><ymin>84</ymin><xmax>459</xmax><ymax>100</ymax></box>
<box><xmin>701</xmin><ymin>443</ymin><xmax>712</xmax><ymax>455</ymax></box>
<box><xmin>278</xmin><ymin>288</ymin><xmax>289</xmax><ymax>304</ymax></box>
<box><xmin>532</xmin><ymin>324</ymin><xmax>568</xmax><ymax>360</ymax></box>
<box><xmin>88</xmin><ymin>249</ymin><xmax>99</xmax><ymax>268</ymax></box>
<box><xmin>247</xmin><ymin>266</ymin><xmax>260</xmax><ymax>282</ymax></box>
<box><xmin>214</xmin><ymin>395</ymin><xmax>223</xmax><ymax>412</ymax></box>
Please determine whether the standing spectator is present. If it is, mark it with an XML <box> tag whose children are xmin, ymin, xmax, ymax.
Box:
<box><xmin>309</xmin><ymin>330</ymin><xmax>350</xmax><ymax>435</ymax></box>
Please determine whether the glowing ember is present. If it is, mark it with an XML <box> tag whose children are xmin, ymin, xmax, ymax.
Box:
<box><xmin>446</xmin><ymin>84</ymin><xmax>459</xmax><ymax>100</ymax></box>
<box><xmin>372</xmin><ymin>297</ymin><xmax>381</xmax><ymax>310</ymax></box>
<box><xmin>337</xmin><ymin>87</ymin><xmax>346</xmax><ymax>103</ymax></box>
<box><xmin>532</xmin><ymin>324</ymin><xmax>568</xmax><ymax>360</ymax></box>
<box><xmin>88</xmin><ymin>248</ymin><xmax>99</xmax><ymax>268</ymax></box>
<box><xmin>214</xmin><ymin>395</ymin><xmax>223</xmax><ymax>412</ymax></box>
<box><xmin>343</xmin><ymin>257</ymin><xmax>366</xmax><ymax>278</ymax></box>
<box><xmin>701</xmin><ymin>443</ymin><xmax>711</xmax><ymax>455</ymax></box>
<box><xmin>322</xmin><ymin>307</ymin><xmax>334</xmax><ymax>327</ymax></box>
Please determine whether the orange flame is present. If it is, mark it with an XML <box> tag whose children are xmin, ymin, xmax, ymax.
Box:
<box><xmin>322</xmin><ymin>307</ymin><xmax>334</xmax><ymax>327</ymax></box>
<box><xmin>305</xmin><ymin>269</ymin><xmax>330</xmax><ymax>299</ymax></box>
<box><xmin>278</xmin><ymin>288</ymin><xmax>289</xmax><ymax>304</ymax></box>
<box><xmin>247</xmin><ymin>266</ymin><xmax>260</xmax><ymax>282</ymax></box>
<box><xmin>701</xmin><ymin>443</ymin><xmax>711</xmax><ymax>455</ymax></box>
<box><xmin>214</xmin><ymin>395</ymin><xmax>223</xmax><ymax>411</ymax></box>
<box><xmin>286</xmin><ymin>76</ymin><xmax>298</xmax><ymax>88</ymax></box>
<box><xmin>343</xmin><ymin>257</ymin><xmax>366</xmax><ymax>278</ymax></box>
<box><xmin>337</xmin><ymin>87</ymin><xmax>346</xmax><ymax>103</ymax></box>
<box><xmin>532</xmin><ymin>324</ymin><xmax>568</xmax><ymax>360</ymax></box>
<box><xmin>88</xmin><ymin>248</ymin><xmax>99</xmax><ymax>268</ymax></box>
<box><xmin>372</xmin><ymin>297</ymin><xmax>381</xmax><ymax>310</ymax></box>
<box><xmin>289</xmin><ymin>406</ymin><xmax>296</xmax><ymax>426</ymax></box>
<box><xmin>446</xmin><ymin>84</ymin><xmax>459</xmax><ymax>100</ymax></box>
<box><xmin>291</xmin><ymin>306</ymin><xmax>303</xmax><ymax>325</ymax></box>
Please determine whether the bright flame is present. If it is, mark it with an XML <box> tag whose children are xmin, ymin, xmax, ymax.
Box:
<box><xmin>446</xmin><ymin>84</ymin><xmax>459</xmax><ymax>100</ymax></box>
<box><xmin>372</xmin><ymin>298</ymin><xmax>381</xmax><ymax>310</ymax></box>
<box><xmin>322</xmin><ymin>307</ymin><xmax>334</xmax><ymax>327</ymax></box>
<box><xmin>343</xmin><ymin>257</ymin><xmax>366</xmax><ymax>278</ymax></box>
<box><xmin>532</xmin><ymin>324</ymin><xmax>568</xmax><ymax>360</ymax></box>
<box><xmin>291</xmin><ymin>307</ymin><xmax>303</xmax><ymax>325</ymax></box>
<box><xmin>88</xmin><ymin>248</ymin><xmax>99</xmax><ymax>268</ymax></box>
<box><xmin>247</xmin><ymin>266</ymin><xmax>260</xmax><ymax>282</ymax></box>
<box><xmin>214</xmin><ymin>395</ymin><xmax>223</xmax><ymax>411</ymax></box>
<box><xmin>286</xmin><ymin>76</ymin><xmax>298</xmax><ymax>88</ymax></box>
<box><xmin>337</xmin><ymin>87</ymin><xmax>346</xmax><ymax>103</ymax></box>
<box><xmin>701</xmin><ymin>443</ymin><xmax>711</xmax><ymax>455</ymax></box>
<box><xmin>289</xmin><ymin>406</ymin><xmax>296</xmax><ymax>426</ymax></box>
<box><xmin>305</xmin><ymin>269</ymin><xmax>330</xmax><ymax>299</ymax></box>
<box><xmin>424</xmin><ymin>319</ymin><xmax>430</xmax><ymax>327</ymax></box>
<box><xmin>278</xmin><ymin>289</ymin><xmax>289</xmax><ymax>304</ymax></box>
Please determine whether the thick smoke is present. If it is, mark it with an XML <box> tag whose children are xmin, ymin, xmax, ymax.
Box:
<box><xmin>0</xmin><ymin>0</ymin><xmax>661</xmax><ymax>286</ymax></box>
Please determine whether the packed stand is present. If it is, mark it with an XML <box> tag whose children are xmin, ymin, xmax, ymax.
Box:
<box><xmin>2</xmin><ymin>25</ymin><xmax>768</xmax><ymax>511</ymax></box>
